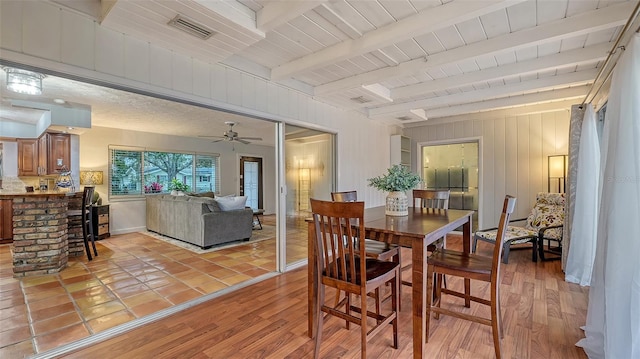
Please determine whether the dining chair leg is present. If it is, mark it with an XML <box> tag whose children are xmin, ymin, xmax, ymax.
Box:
<box><xmin>392</xmin><ymin>273</ymin><xmax>399</xmax><ymax>348</ymax></box>
<box><xmin>313</xmin><ymin>285</ymin><xmax>325</xmax><ymax>359</ymax></box>
<box><xmin>360</xmin><ymin>288</ymin><xmax>368</xmax><ymax>359</ymax></box>
<box><xmin>425</xmin><ymin>263</ymin><xmax>434</xmax><ymax>342</ymax></box>
<box><xmin>346</xmin><ymin>293</ymin><xmax>351</xmax><ymax>330</ymax></box>
<box><xmin>374</xmin><ymin>288</ymin><xmax>381</xmax><ymax>322</ymax></box>
<box><xmin>434</xmin><ymin>273</ymin><xmax>442</xmax><ymax>320</ymax></box>
<box><xmin>491</xmin><ymin>289</ymin><xmax>502</xmax><ymax>359</ymax></box>
<box><xmin>82</xmin><ymin>217</ymin><xmax>93</xmax><ymax>261</ymax></box>
<box><xmin>464</xmin><ymin>278</ymin><xmax>471</xmax><ymax>307</ymax></box>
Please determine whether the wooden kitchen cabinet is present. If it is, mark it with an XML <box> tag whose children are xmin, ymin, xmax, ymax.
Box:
<box><xmin>18</xmin><ymin>139</ymin><xmax>39</xmax><ymax>176</ymax></box>
<box><xmin>45</xmin><ymin>133</ymin><xmax>71</xmax><ymax>173</ymax></box>
<box><xmin>0</xmin><ymin>199</ymin><xmax>13</xmax><ymax>243</ymax></box>
<box><xmin>17</xmin><ymin>133</ymin><xmax>71</xmax><ymax>176</ymax></box>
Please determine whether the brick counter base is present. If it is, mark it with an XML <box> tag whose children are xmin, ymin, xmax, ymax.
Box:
<box><xmin>11</xmin><ymin>195</ymin><xmax>69</xmax><ymax>277</ymax></box>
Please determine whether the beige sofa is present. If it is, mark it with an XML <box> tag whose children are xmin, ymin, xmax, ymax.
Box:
<box><xmin>146</xmin><ymin>194</ymin><xmax>253</xmax><ymax>249</ymax></box>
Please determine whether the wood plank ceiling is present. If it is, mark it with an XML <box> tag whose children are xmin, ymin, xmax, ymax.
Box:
<box><xmin>78</xmin><ymin>0</ymin><xmax>636</xmax><ymax>125</ymax></box>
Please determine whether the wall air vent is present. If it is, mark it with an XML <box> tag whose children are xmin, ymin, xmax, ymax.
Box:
<box><xmin>350</xmin><ymin>96</ymin><xmax>372</xmax><ymax>104</ymax></box>
<box><xmin>396</xmin><ymin>116</ymin><xmax>413</xmax><ymax>121</ymax></box>
<box><xmin>167</xmin><ymin>15</ymin><xmax>214</xmax><ymax>40</ymax></box>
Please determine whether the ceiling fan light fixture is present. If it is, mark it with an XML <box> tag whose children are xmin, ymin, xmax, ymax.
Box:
<box><xmin>4</xmin><ymin>67</ymin><xmax>45</xmax><ymax>95</ymax></box>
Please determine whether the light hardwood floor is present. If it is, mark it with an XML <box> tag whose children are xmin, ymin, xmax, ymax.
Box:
<box><xmin>60</xmin><ymin>236</ymin><xmax>589</xmax><ymax>359</ymax></box>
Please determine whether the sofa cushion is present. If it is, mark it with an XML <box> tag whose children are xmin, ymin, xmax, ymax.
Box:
<box><xmin>188</xmin><ymin>197</ymin><xmax>219</xmax><ymax>213</ymax></box>
<box><xmin>216</xmin><ymin>196</ymin><xmax>247</xmax><ymax>211</ymax></box>
<box><xmin>190</xmin><ymin>191</ymin><xmax>215</xmax><ymax>198</ymax></box>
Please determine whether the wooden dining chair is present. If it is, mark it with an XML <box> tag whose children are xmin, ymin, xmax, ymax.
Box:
<box><xmin>425</xmin><ymin>195</ymin><xmax>516</xmax><ymax>359</ymax></box>
<box><xmin>310</xmin><ymin>198</ymin><xmax>399</xmax><ymax>359</ymax></box>
<box><xmin>402</xmin><ymin>189</ymin><xmax>451</xmax><ymax>286</ymax></box>
<box><xmin>331</xmin><ymin>191</ymin><xmax>401</xmax><ymax>310</ymax></box>
<box><xmin>68</xmin><ymin>186</ymin><xmax>98</xmax><ymax>260</ymax></box>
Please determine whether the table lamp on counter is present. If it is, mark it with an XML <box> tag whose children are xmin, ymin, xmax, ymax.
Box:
<box><xmin>80</xmin><ymin>170</ymin><xmax>104</xmax><ymax>205</ymax></box>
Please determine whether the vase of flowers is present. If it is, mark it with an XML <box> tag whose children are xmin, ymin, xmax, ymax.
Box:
<box><xmin>144</xmin><ymin>182</ymin><xmax>163</xmax><ymax>193</ymax></box>
<box><xmin>368</xmin><ymin>164</ymin><xmax>421</xmax><ymax>216</ymax></box>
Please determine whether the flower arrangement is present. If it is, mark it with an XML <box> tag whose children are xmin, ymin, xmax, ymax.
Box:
<box><xmin>368</xmin><ymin>164</ymin><xmax>421</xmax><ymax>192</ymax></box>
<box><xmin>169</xmin><ymin>178</ymin><xmax>190</xmax><ymax>192</ymax></box>
<box><xmin>144</xmin><ymin>182</ymin><xmax>163</xmax><ymax>193</ymax></box>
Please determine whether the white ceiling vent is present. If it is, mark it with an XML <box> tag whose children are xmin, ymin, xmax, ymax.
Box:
<box><xmin>396</xmin><ymin>116</ymin><xmax>413</xmax><ymax>121</ymax></box>
<box><xmin>167</xmin><ymin>15</ymin><xmax>214</xmax><ymax>40</ymax></box>
<box><xmin>350</xmin><ymin>96</ymin><xmax>372</xmax><ymax>104</ymax></box>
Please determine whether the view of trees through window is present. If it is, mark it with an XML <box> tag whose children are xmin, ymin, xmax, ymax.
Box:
<box><xmin>109</xmin><ymin>147</ymin><xmax>219</xmax><ymax>197</ymax></box>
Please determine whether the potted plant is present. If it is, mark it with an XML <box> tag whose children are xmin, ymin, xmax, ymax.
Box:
<box><xmin>368</xmin><ymin>164</ymin><xmax>421</xmax><ymax>216</ymax></box>
<box><xmin>169</xmin><ymin>178</ymin><xmax>189</xmax><ymax>196</ymax></box>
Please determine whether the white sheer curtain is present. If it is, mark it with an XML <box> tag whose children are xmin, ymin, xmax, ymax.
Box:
<box><xmin>565</xmin><ymin>104</ymin><xmax>600</xmax><ymax>286</ymax></box>
<box><xmin>577</xmin><ymin>33</ymin><xmax>640</xmax><ymax>359</ymax></box>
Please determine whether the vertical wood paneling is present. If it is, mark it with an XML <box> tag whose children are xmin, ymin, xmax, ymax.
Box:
<box><xmin>149</xmin><ymin>45</ymin><xmax>172</xmax><ymax>89</ymax></box>
<box><xmin>172</xmin><ymin>55</ymin><xmax>193</xmax><ymax>94</ymax></box>
<box><xmin>454</xmin><ymin>121</ymin><xmax>465</xmax><ymax>138</ymax></box>
<box><xmin>482</xmin><ymin>119</ymin><xmax>496</xmax><ymax>226</ymax></box>
<box><xmin>494</xmin><ymin>117</ymin><xmax>507</xmax><ymax>225</ymax></box>
<box><xmin>555</xmin><ymin>110</ymin><xmax>570</xmax><ymax>153</ymax></box>
<box><xmin>287</xmin><ymin>91</ymin><xmax>299</xmax><ymax>119</ymax></box>
<box><xmin>241</xmin><ymin>73</ymin><xmax>255</xmax><ymax>109</ymax></box>
<box><xmin>277</xmin><ymin>86</ymin><xmax>291</xmax><ymax>117</ymax></box>
<box><xmin>226</xmin><ymin>70</ymin><xmax>242</xmax><ymax>106</ymax></box>
<box><xmin>266</xmin><ymin>83</ymin><xmax>279</xmax><ymax>115</ymax></box>
<box><xmin>95</xmin><ymin>25</ymin><xmax>124</xmax><ymax>77</ymax></box>
<box><xmin>504</xmin><ymin>116</ymin><xmax>518</xmax><ymax>203</ymax></box>
<box><xmin>61</xmin><ymin>12</ymin><xmax>94</xmax><ymax>69</ymax></box>
<box><xmin>298</xmin><ymin>95</ymin><xmax>309</xmax><ymax>122</ymax></box>
<box><xmin>0</xmin><ymin>1</ymin><xmax>22</xmax><ymax>52</ymax></box>
<box><xmin>517</xmin><ymin>115</ymin><xmax>531</xmax><ymax>217</ymax></box>
<box><xmin>211</xmin><ymin>65</ymin><xmax>227</xmax><ymax>102</ymax></box>
<box><xmin>529</xmin><ymin>113</ymin><xmax>543</xmax><ymax>205</ymax></box>
<box><xmin>23</xmin><ymin>2</ymin><xmax>60</xmax><ymax>61</ymax></box>
<box><xmin>124</xmin><ymin>36</ymin><xmax>149</xmax><ymax>84</ymax></box>
<box><xmin>254</xmin><ymin>78</ymin><xmax>268</xmax><ymax>113</ymax></box>
<box><xmin>541</xmin><ymin>112</ymin><xmax>557</xmax><ymax>190</ymax></box>
<box><xmin>192</xmin><ymin>59</ymin><xmax>211</xmax><ymax>99</ymax></box>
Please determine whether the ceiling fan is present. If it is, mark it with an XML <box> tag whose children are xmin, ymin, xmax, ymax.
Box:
<box><xmin>200</xmin><ymin>121</ymin><xmax>263</xmax><ymax>144</ymax></box>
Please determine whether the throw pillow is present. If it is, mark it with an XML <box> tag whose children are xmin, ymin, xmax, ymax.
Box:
<box><xmin>216</xmin><ymin>196</ymin><xmax>247</xmax><ymax>211</ymax></box>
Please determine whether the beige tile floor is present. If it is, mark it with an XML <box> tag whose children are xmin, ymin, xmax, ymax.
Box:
<box><xmin>0</xmin><ymin>215</ymin><xmax>308</xmax><ymax>357</ymax></box>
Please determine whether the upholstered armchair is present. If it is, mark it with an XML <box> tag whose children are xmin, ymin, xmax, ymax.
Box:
<box><xmin>473</xmin><ymin>192</ymin><xmax>565</xmax><ymax>263</ymax></box>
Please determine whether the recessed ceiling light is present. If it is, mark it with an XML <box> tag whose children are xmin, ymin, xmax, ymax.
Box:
<box><xmin>53</xmin><ymin>98</ymin><xmax>66</xmax><ymax>104</ymax></box>
<box><xmin>67</xmin><ymin>127</ymin><xmax>74</xmax><ymax>130</ymax></box>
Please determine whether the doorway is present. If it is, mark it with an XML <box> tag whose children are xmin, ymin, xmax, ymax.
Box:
<box><xmin>420</xmin><ymin>140</ymin><xmax>480</xmax><ymax>230</ymax></box>
<box><xmin>239</xmin><ymin>156</ymin><xmax>263</xmax><ymax>210</ymax></box>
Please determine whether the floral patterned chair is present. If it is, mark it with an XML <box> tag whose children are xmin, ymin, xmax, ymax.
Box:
<box><xmin>473</xmin><ymin>192</ymin><xmax>565</xmax><ymax>263</ymax></box>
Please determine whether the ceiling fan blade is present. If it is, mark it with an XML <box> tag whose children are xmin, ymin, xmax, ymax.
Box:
<box><xmin>199</xmin><ymin>135</ymin><xmax>225</xmax><ymax>138</ymax></box>
<box><xmin>236</xmin><ymin>137</ymin><xmax>263</xmax><ymax>141</ymax></box>
<box><xmin>235</xmin><ymin>139</ymin><xmax>251</xmax><ymax>145</ymax></box>
<box><xmin>211</xmin><ymin>139</ymin><xmax>225</xmax><ymax>143</ymax></box>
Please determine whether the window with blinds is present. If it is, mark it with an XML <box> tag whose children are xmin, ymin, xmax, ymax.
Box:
<box><xmin>109</xmin><ymin>146</ymin><xmax>220</xmax><ymax>199</ymax></box>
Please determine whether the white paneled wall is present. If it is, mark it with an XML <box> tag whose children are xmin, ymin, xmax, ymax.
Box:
<box><xmin>409</xmin><ymin>110</ymin><xmax>570</xmax><ymax>229</ymax></box>
<box><xmin>0</xmin><ymin>1</ymin><xmax>398</xmax><ymax>233</ymax></box>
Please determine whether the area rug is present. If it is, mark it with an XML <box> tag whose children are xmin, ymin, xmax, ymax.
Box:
<box><xmin>142</xmin><ymin>224</ymin><xmax>276</xmax><ymax>254</ymax></box>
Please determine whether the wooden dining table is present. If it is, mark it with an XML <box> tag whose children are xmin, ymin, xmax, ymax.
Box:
<box><xmin>307</xmin><ymin>205</ymin><xmax>474</xmax><ymax>359</ymax></box>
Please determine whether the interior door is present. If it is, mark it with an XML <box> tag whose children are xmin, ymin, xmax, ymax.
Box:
<box><xmin>240</xmin><ymin>156</ymin><xmax>263</xmax><ymax>210</ymax></box>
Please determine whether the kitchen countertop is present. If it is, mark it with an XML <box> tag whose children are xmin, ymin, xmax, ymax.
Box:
<box><xmin>0</xmin><ymin>191</ymin><xmax>76</xmax><ymax>199</ymax></box>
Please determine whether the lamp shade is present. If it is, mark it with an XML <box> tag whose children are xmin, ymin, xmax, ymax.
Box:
<box><xmin>5</xmin><ymin>68</ymin><xmax>45</xmax><ymax>95</ymax></box>
<box><xmin>548</xmin><ymin>155</ymin><xmax>567</xmax><ymax>178</ymax></box>
<box><xmin>80</xmin><ymin>171</ymin><xmax>104</xmax><ymax>185</ymax></box>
